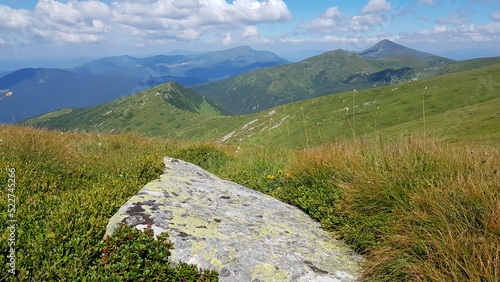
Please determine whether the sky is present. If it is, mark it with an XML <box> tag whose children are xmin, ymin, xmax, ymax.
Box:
<box><xmin>0</xmin><ymin>0</ymin><xmax>499</xmax><ymax>67</ymax></box>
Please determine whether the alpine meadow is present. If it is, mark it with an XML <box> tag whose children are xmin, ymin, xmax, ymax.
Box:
<box><xmin>1</xmin><ymin>37</ymin><xmax>499</xmax><ymax>281</ymax></box>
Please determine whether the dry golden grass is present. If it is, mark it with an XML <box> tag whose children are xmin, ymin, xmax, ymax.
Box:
<box><xmin>1</xmin><ymin>125</ymin><xmax>498</xmax><ymax>281</ymax></box>
<box><xmin>279</xmin><ymin>136</ymin><xmax>500</xmax><ymax>281</ymax></box>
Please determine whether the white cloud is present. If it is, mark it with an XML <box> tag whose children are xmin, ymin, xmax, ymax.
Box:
<box><xmin>27</xmin><ymin>0</ymin><xmax>112</xmax><ymax>43</ymax></box>
<box><xmin>242</xmin><ymin>26</ymin><xmax>259</xmax><ymax>37</ymax></box>
<box><xmin>298</xmin><ymin>3</ymin><xmax>392</xmax><ymax>34</ymax></box>
<box><xmin>360</xmin><ymin>0</ymin><xmax>391</xmax><ymax>15</ymax></box>
<box><xmin>0</xmin><ymin>0</ymin><xmax>292</xmax><ymax>45</ymax></box>
<box><xmin>222</xmin><ymin>32</ymin><xmax>234</xmax><ymax>45</ymax></box>
<box><xmin>411</xmin><ymin>22</ymin><xmax>500</xmax><ymax>43</ymax></box>
<box><xmin>492</xmin><ymin>11</ymin><xmax>500</xmax><ymax>21</ymax></box>
<box><xmin>111</xmin><ymin>0</ymin><xmax>291</xmax><ymax>32</ymax></box>
<box><xmin>418</xmin><ymin>0</ymin><xmax>437</xmax><ymax>6</ymax></box>
<box><xmin>108</xmin><ymin>0</ymin><xmax>292</xmax><ymax>43</ymax></box>
<box><xmin>0</xmin><ymin>5</ymin><xmax>32</xmax><ymax>30</ymax></box>
<box><xmin>177</xmin><ymin>29</ymin><xmax>201</xmax><ymax>41</ymax></box>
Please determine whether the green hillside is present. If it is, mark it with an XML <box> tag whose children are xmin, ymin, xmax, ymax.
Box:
<box><xmin>192</xmin><ymin>47</ymin><xmax>500</xmax><ymax>116</ymax></box>
<box><xmin>216</xmin><ymin>63</ymin><xmax>500</xmax><ymax>148</ymax></box>
<box><xmin>25</xmin><ymin>64</ymin><xmax>500</xmax><ymax>148</ymax></box>
<box><xmin>23</xmin><ymin>81</ymin><xmax>231</xmax><ymax>139</ymax></box>
<box><xmin>191</xmin><ymin>49</ymin><xmax>452</xmax><ymax>115</ymax></box>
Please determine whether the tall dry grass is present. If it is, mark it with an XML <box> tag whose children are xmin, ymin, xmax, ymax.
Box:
<box><xmin>2</xmin><ymin>124</ymin><xmax>498</xmax><ymax>281</ymax></box>
<box><xmin>276</xmin><ymin>136</ymin><xmax>500</xmax><ymax>281</ymax></box>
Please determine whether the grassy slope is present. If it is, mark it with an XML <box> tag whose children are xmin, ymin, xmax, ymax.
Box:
<box><xmin>192</xmin><ymin>52</ymin><xmax>500</xmax><ymax>115</ymax></box>
<box><xmin>23</xmin><ymin>81</ymin><xmax>231</xmax><ymax>139</ymax></box>
<box><xmin>24</xmin><ymin>63</ymin><xmax>500</xmax><ymax>149</ymax></box>
<box><xmin>1</xmin><ymin>125</ymin><xmax>499</xmax><ymax>281</ymax></box>
<box><xmin>0</xmin><ymin>126</ymin><xmax>167</xmax><ymax>280</ymax></box>
<box><xmin>218</xmin><ymin>63</ymin><xmax>500</xmax><ymax>148</ymax></box>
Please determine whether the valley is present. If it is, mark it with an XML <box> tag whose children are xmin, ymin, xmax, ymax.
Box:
<box><xmin>1</xmin><ymin>39</ymin><xmax>500</xmax><ymax>281</ymax></box>
<box><xmin>0</xmin><ymin>46</ymin><xmax>288</xmax><ymax>123</ymax></box>
<box><xmin>24</xmin><ymin>62</ymin><xmax>500</xmax><ymax>148</ymax></box>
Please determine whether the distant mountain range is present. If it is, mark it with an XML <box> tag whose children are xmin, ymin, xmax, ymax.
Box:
<box><xmin>191</xmin><ymin>40</ymin><xmax>500</xmax><ymax>115</ymax></box>
<box><xmin>0</xmin><ymin>68</ymin><xmax>144</xmax><ymax>123</ymax></box>
<box><xmin>23</xmin><ymin>63</ymin><xmax>500</xmax><ymax>147</ymax></box>
<box><xmin>4</xmin><ymin>40</ymin><xmax>500</xmax><ymax>124</ymax></box>
<box><xmin>67</xmin><ymin>46</ymin><xmax>289</xmax><ymax>83</ymax></box>
<box><xmin>0</xmin><ymin>46</ymin><xmax>288</xmax><ymax>123</ymax></box>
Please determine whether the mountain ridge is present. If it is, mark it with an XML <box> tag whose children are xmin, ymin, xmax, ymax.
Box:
<box><xmin>68</xmin><ymin>45</ymin><xmax>289</xmax><ymax>81</ymax></box>
<box><xmin>190</xmin><ymin>41</ymin><xmax>461</xmax><ymax>115</ymax></box>
<box><xmin>22</xmin><ymin>81</ymin><xmax>230</xmax><ymax>137</ymax></box>
<box><xmin>23</xmin><ymin>63</ymin><xmax>500</xmax><ymax>148</ymax></box>
<box><xmin>356</xmin><ymin>39</ymin><xmax>441</xmax><ymax>59</ymax></box>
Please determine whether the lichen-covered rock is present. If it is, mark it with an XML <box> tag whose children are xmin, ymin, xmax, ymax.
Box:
<box><xmin>106</xmin><ymin>157</ymin><xmax>363</xmax><ymax>281</ymax></box>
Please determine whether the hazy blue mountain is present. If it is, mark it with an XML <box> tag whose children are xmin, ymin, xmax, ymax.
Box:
<box><xmin>68</xmin><ymin>46</ymin><xmax>289</xmax><ymax>85</ymax></box>
<box><xmin>0</xmin><ymin>46</ymin><xmax>287</xmax><ymax>123</ymax></box>
<box><xmin>0</xmin><ymin>71</ymin><xmax>12</xmax><ymax>78</ymax></box>
<box><xmin>356</xmin><ymin>39</ymin><xmax>445</xmax><ymax>60</ymax></box>
<box><xmin>0</xmin><ymin>68</ymin><xmax>188</xmax><ymax>123</ymax></box>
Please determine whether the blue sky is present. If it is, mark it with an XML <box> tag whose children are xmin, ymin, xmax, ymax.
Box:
<box><xmin>1</xmin><ymin>0</ymin><xmax>499</xmax><ymax>64</ymax></box>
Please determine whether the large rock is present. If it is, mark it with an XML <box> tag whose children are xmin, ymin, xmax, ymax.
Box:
<box><xmin>106</xmin><ymin>157</ymin><xmax>363</xmax><ymax>281</ymax></box>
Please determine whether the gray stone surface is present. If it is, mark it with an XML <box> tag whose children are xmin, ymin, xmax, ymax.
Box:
<box><xmin>106</xmin><ymin>157</ymin><xmax>363</xmax><ymax>281</ymax></box>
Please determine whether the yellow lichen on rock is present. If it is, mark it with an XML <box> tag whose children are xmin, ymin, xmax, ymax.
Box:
<box><xmin>106</xmin><ymin>157</ymin><xmax>363</xmax><ymax>281</ymax></box>
<box><xmin>252</xmin><ymin>264</ymin><xmax>288</xmax><ymax>282</ymax></box>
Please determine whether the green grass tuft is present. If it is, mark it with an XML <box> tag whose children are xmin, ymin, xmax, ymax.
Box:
<box><xmin>1</xmin><ymin>124</ymin><xmax>499</xmax><ymax>281</ymax></box>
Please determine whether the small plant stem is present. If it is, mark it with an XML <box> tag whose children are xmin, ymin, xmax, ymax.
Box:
<box><xmin>350</xmin><ymin>90</ymin><xmax>357</xmax><ymax>142</ymax></box>
<box><xmin>317</xmin><ymin>122</ymin><xmax>324</xmax><ymax>143</ymax></box>
<box><xmin>301</xmin><ymin>107</ymin><xmax>309</xmax><ymax>147</ymax></box>
<box><xmin>423</xmin><ymin>86</ymin><xmax>427</xmax><ymax>135</ymax></box>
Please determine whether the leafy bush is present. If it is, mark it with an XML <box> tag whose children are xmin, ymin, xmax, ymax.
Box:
<box><xmin>90</xmin><ymin>223</ymin><xmax>218</xmax><ymax>281</ymax></box>
<box><xmin>0</xmin><ymin>126</ymin><xmax>167</xmax><ymax>281</ymax></box>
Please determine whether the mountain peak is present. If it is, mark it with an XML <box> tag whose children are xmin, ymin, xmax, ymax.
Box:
<box><xmin>377</xmin><ymin>39</ymin><xmax>397</xmax><ymax>46</ymax></box>
<box><xmin>357</xmin><ymin>39</ymin><xmax>436</xmax><ymax>59</ymax></box>
<box><xmin>199</xmin><ymin>45</ymin><xmax>289</xmax><ymax>65</ymax></box>
<box><xmin>229</xmin><ymin>45</ymin><xmax>254</xmax><ymax>52</ymax></box>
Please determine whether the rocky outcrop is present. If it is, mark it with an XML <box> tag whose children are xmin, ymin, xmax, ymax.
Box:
<box><xmin>106</xmin><ymin>157</ymin><xmax>363</xmax><ymax>281</ymax></box>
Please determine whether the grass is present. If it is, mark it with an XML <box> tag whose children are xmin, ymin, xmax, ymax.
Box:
<box><xmin>173</xmin><ymin>136</ymin><xmax>500</xmax><ymax>281</ymax></box>
<box><xmin>0</xmin><ymin>125</ymin><xmax>167</xmax><ymax>280</ymax></box>
<box><xmin>274</xmin><ymin>137</ymin><xmax>500</xmax><ymax>281</ymax></box>
<box><xmin>25</xmin><ymin>63</ymin><xmax>500</xmax><ymax>151</ymax></box>
<box><xmin>1</xmin><ymin>124</ymin><xmax>499</xmax><ymax>281</ymax></box>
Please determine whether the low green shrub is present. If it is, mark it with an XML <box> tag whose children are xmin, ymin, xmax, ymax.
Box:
<box><xmin>2</xmin><ymin>125</ymin><xmax>498</xmax><ymax>281</ymax></box>
<box><xmin>90</xmin><ymin>223</ymin><xmax>218</xmax><ymax>281</ymax></box>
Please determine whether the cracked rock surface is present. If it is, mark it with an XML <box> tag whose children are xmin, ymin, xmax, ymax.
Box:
<box><xmin>106</xmin><ymin>157</ymin><xmax>363</xmax><ymax>281</ymax></box>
